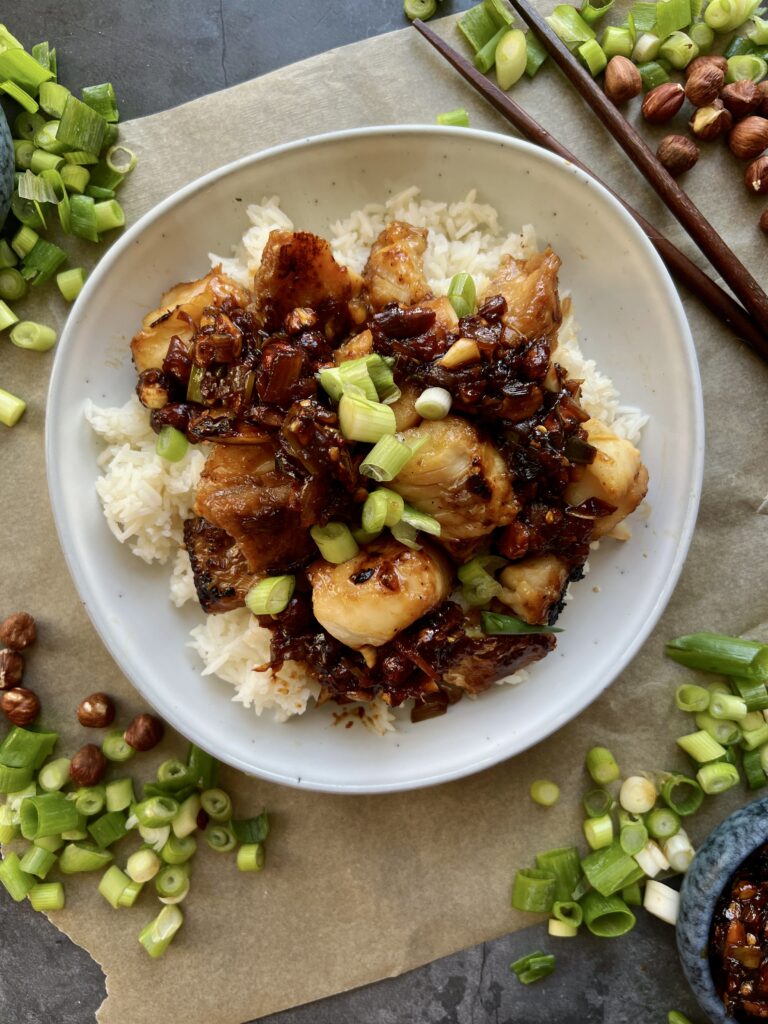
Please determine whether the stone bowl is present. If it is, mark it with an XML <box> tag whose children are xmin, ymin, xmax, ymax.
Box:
<box><xmin>677</xmin><ymin>795</ymin><xmax>768</xmax><ymax>1022</ymax></box>
<box><xmin>0</xmin><ymin>104</ymin><xmax>14</xmax><ymax>232</ymax></box>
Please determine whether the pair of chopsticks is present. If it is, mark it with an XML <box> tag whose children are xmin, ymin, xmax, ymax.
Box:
<box><xmin>413</xmin><ymin>16</ymin><xmax>768</xmax><ymax>361</ymax></box>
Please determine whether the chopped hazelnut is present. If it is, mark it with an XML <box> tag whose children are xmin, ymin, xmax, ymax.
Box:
<box><xmin>0</xmin><ymin>649</ymin><xmax>24</xmax><ymax>690</ymax></box>
<box><xmin>689</xmin><ymin>101</ymin><xmax>732</xmax><ymax>141</ymax></box>
<box><xmin>746</xmin><ymin>156</ymin><xmax>768</xmax><ymax>196</ymax></box>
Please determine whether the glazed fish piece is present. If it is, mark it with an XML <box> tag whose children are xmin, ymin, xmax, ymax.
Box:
<box><xmin>252</xmin><ymin>230</ymin><xmax>362</xmax><ymax>330</ymax></box>
<box><xmin>183</xmin><ymin>517</ymin><xmax>258</xmax><ymax>613</ymax></box>
<box><xmin>131</xmin><ymin>269</ymin><xmax>251</xmax><ymax>373</ymax></box>
<box><xmin>443</xmin><ymin>631</ymin><xmax>556</xmax><ymax>694</ymax></box>
<box><xmin>193</xmin><ymin>444</ymin><xmax>314</xmax><ymax>574</ymax></box>
<box><xmin>390</xmin><ymin>416</ymin><xmax>519</xmax><ymax>560</ymax></box>
<box><xmin>481</xmin><ymin>248</ymin><xmax>562</xmax><ymax>342</ymax></box>
<box><xmin>308</xmin><ymin>537</ymin><xmax>452</xmax><ymax>649</ymax></box>
<box><xmin>363</xmin><ymin>221</ymin><xmax>433</xmax><ymax>311</ymax></box>
<box><xmin>498</xmin><ymin>554</ymin><xmax>571</xmax><ymax>626</ymax></box>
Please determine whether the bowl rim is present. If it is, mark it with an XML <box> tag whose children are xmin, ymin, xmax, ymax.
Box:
<box><xmin>45</xmin><ymin>124</ymin><xmax>705</xmax><ymax>792</ymax></box>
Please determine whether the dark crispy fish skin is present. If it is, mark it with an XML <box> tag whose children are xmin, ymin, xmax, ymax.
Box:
<box><xmin>183</xmin><ymin>517</ymin><xmax>257</xmax><ymax>614</ymax></box>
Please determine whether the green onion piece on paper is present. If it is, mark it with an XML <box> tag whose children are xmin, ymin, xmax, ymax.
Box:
<box><xmin>659</xmin><ymin>30</ymin><xmax>698</xmax><ymax>68</ymax></box>
<box><xmin>38</xmin><ymin>81</ymin><xmax>70</xmax><ymax>118</ymax></box>
<box><xmin>656</xmin><ymin>0</ymin><xmax>693</xmax><ymax>38</ymax></box>
<box><xmin>726</xmin><ymin>54</ymin><xmax>768</xmax><ymax>82</ymax></box>
<box><xmin>0</xmin><ymin>47</ymin><xmax>52</xmax><ymax>93</ymax></box>
<box><xmin>28</xmin><ymin>881</ymin><xmax>65</xmax><ymax>912</ymax></box>
<box><xmin>58</xmin><ymin>843</ymin><xmax>113</xmax><ymax>874</ymax></box>
<box><xmin>583</xmin><ymin>787</ymin><xmax>613</xmax><ymax>818</ymax></box>
<box><xmin>436</xmin><ymin>107</ymin><xmax>470</xmax><ymax>127</ymax></box>
<box><xmin>578</xmin><ymin>37</ymin><xmax>608</xmax><ymax>74</ymax></box>
<box><xmin>459</xmin><ymin>3</ymin><xmax>504</xmax><ymax>52</ymax></box>
<box><xmin>674</xmin><ymin>683</ymin><xmax>709</xmax><ymax>713</ymax></box>
<box><xmin>666</xmin><ymin>633</ymin><xmax>768</xmax><ymax>679</ymax></box>
<box><xmin>583</xmin><ymin>813</ymin><xmax>614</xmax><ymax>851</ymax></box>
<box><xmin>82</xmin><ymin>82</ymin><xmax>119</xmax><ymax>122</ymax></box>
<box><xmin>200</xmin><ymin>788</ymin><xmax>233</xmax><ymax>822</ymax></box>
<box><xmin>697</xmin><ymin>761</ymin><xmax>740</xmax><ymax>795</ymax></box>
<box><xmin>404</xmin><ymin>0</ymin><xmax>438</xmax><ymax>18</ymax></box>
<box><xmin>582</xmin><ymin>841</ymin><xmax>643</xmax><ymax>897</ymax></box>
<box><xmin>553</xmin><ymin>900</ymin><xmax>583</xmax><ymax>927</ymax></box>
<box><xmin>88</xmin><ymin>811</ymin><xmax>128</xmax><ymax>849</ymax></box>
<box><xmin>580</xmin><ymin>891</ymin><xmax>636</xmax><ymax>937</ymax></box>
<box><xmin>237</xmin><ymin>842</ymin><xmax>266</xmax><ymax>872</ymax></box>
<box><xmin>102</xmin><ymin>730</ymin><xmax>135</xmax><ymax>763</ymax></box>
<box><xmin>126</xmin><ymin>848</ymin><xmax>161</xmax><ymax>884</ymax></box>
<box><xmin>0</xmin><ymin>852</ymin><xmax>36</xmax><ymax>902</ymax></box>
<box><xmin>0</xmin><ymin>268</ymin><xmax>28</xmax><ymax>303</ymax></box>
<box><xmin>187</xmin><ymin>744</ymin><xmax>218</xmax><ymax>791</ymax></box>
<box><xmin>534</xmin><ymin>847</ymin><xmax>582</xmax><ymax>903</ymax></box>
<box><xmin>161</xmin><ymin>834</ymin><xmax>197</xmax><ymax>866</ymax></box>
<box><xmin>56</xmin><ymin>267</ymin><xmax>86</xmax><ymax>302</ymax></box>
<box><xmin>56</xmin><ymin>94</ymin><xmax>106</xmax><ymax>154</ymax></box>
<box><xmin>525</xmin><ymin>33</ymin><xmax>549</xmax><ymax>76</ymax></box>
<box><xmin>676</xmin><ymin>729</ymin><xmax>727</xmax><ymax>763</ymax></box>
<box><xmin>601</xmin><ymin>25</ymin><xmax>634</xmax><ymax>57</ymax></box>
<box><xmin>511</xmin><ymin>868</ymin><xmax>557</xmax><ymax>913</ymax></box>
<box><xmin>581</xmin><ymin>0</ymin><xmax>615</xmax><ymax>24</ymax></box>
<box><xmin>10</xmin><ymin>321</ymin><xmax>57</xmax><ymax>352</ymax></box>
<box><xmin>231</xmin><ymin>811</ymin><xmax>270</xmax><ymax>845</ymax></box>
<box><xmin>0</xmin><ymin>727</ymin><xmax>58</xmax><ymax>770</ymax></box>
<box><xmin>206</xmin><ymin>824</ymin><xmax>237</xmax><ymax>853</ymax></box>
<box><xmin>742</xmin><ymin>748</ymin><xmax>768</xmax><ymax>790</ymax></box>
<box><xmin>530</xmin><ymin>779</ymin><xmax>560</xmax><ymax>807</ymax></box>
<box><xmin>37</xmin><ymin>757</ymin><xmax>71</xmax><ymax>792</ymax></box>
<box><xmin>638</xmin><ymin>60</ymin><xmax>670</xmax><ymax>89</ymax></box>
<box><xmin>646</xmin><ymin>806</ymin><xmax>681</xmax><ymax>839</ymax></box>
<box><xmin>475</xmin><ymin>24</ymin><xmax>508</xmax><ymax>73</ymax></box>
<box><xmin>97</xmin><ymin>865</ymin><xmax>131</xmax><ymax>909</ymax></box>
<box><xmin>20</xmin><ymin>794</ymin><xmax>79</xmax><ymax>840</ymax></box>
<box><xmin>545</xmin><ymin>5</ymin><xmax>596</xmax><ymax>49</ymax></box>
<box><xmin>138</xmin><ymin>904</ymin><xmax>183</xmax><ymax>958</ymax></box>
<box><xmin>19</xmin><ymin>845</ymin><xmax>57</xmax><ymax>880</ymax></box>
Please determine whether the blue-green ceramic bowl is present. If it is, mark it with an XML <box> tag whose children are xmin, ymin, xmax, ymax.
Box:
<box><xmin>677</xmin><ymin>796</ymin><xmax>768</xmax><ymax>1023</ymax></box>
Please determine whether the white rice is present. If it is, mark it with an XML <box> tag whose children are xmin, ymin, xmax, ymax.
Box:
<box><xmin>89</xmin><ymin>189</ymin><xmax>647</xmax><ymax>730</ymax></box>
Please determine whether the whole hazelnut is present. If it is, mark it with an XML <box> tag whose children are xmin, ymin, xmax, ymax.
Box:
<box><xmin>0</xmin><ymin>649</ymin><xmax>24</xmax><ymax>690</ymax></box>
<box><xmin>760</xmin><ymin>209</ymin><xmax>768</xmax><ymax>234</ymax></box>
<box><xmin>684</xmin><ymin>61</ymin><xmax>724</xmax><ymax>107</ymax></box>
<box><xmin>729</xmin><ymin>116</ymin><xmax>768</xmax><ymax>161</ymax></box>
<box><xmin>70</xmin><ymin>744</ymin><xmax>108</xmax><ymax>786</ymax></box>
<box><xmin>757</xmin><ymin>82</ymin><xmax>768</xmax><ymax>117</ymax></box>
<box><xmin>684</xmin><ymin>55</ymin><xmax>728</xmax><ymax>79</ymax></box>
<box><xmin>642</xmin><ymin>82</ymin><xmax>686</xmax><ymax>124</ymax></box>
<box><xmin>689</xmin><ymin>100</ymin><xmax>732</xmax><ymax>140</ymax></box>
<box><xmin>0</xmin><ymin>612</ymin><xmax>36</xmax><ymax>651</ymax></box>
<box><xmin>1</xmin><ymin>687</ymin><xmax>40</xmax><ymax>726</ymax></box>
<box><xmin>604</xmin><ymin>56</ymin><xmax>642</xmax><ymax>105</ymax></box>
<box><xmin>721</xmin><ymin>80</ymin><xmax>761</xmax><ymax>120</ymax></box>
<box><xmin>124</xmin><ymin>712</ymin><xmax>164</xmax><ymax>751</ymax></box>
<box><xmin>746</xmin><ymin>156</ymin><xmax>768</xmax><ymax>195</ymax></box>
<box><xmin>77</xmin><ymin>692</ymin><xmax>116</xmax><ymax>728</ymax></box>
<box><xmin>657</xmin><ymin>134</ymin><xmax>700</xmax><ymax>176</ymax></box>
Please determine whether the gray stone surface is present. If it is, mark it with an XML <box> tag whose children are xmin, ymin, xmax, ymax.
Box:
<box><xmin>1</xmin><ymin>2</ymin><xmax>705</xmax><ymax>1022</ymax></box>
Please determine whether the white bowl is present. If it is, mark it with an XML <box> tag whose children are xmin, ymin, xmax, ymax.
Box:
<box><xmin>46</xmin><ymin>126</ymin><xmax>704</xmax><ymax>793</ymax></box>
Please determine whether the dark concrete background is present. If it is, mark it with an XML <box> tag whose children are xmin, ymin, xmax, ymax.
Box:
<box><xmin>2</xmin><ymin>2</ymin><xmax>703</xmax><ymax>1022</ymax></box>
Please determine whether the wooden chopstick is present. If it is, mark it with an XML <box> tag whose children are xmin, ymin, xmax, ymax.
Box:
<box><xmin>505</xmin><ymin>0</ymin><xmax>768</xmax><ymax>334</ymax></box>
<box><xmin>413</xmin><ymin>19</ymin><xmax>768</xmax><ymax>361</ymax></box>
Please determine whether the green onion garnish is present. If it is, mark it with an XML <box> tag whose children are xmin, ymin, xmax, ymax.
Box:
<box><xmin>583</xmin><ymin>787</ymin><xmax>613</xmax><ymax>818</ymax></box>
<box><xmin>338</xmin><ymin>389</ymin><xmax>396</xmax><ymax>443</ymax></box>
<box><xmin>338</xmin><ymin>357</ymin><xmax>378</xmax><ymax>402</ymax></box>
<box><xmin>20</xmin><ymin>793</ymin><xmax>80</xmax><ymax>840</ymax></box>
<box><xmin>583</xmin><ymin>813</ymin><xmax>614</xmax><ymax>850</ymax></box>
<box><xmin>391</xmin><ymin>520</ymin><xmax>421</xmax><ymax>550</ymax></box>
<box><xmin>56</xmin><ymin>93</ymin><xmax>106</xmax><ymax>154</ymax></box>
<box><xmin>98</xmin><ymin>864</ymin><xmax>132</xmax><ymax>909</ymax></box>
<box><xmin>126</xmin><ymin>849</ymin><xmax>161</xmax><ymax>884</ymax></box>
<box><xmin>646</xmin><ymin>807</ymin><xmax>680</xmax><ymax>840</ymax></box>
<box><xmin>82</xmin><ymin>82</ymin><xmax>119</xmax><ymax>122</ymax></box>
<box><xmin>582</xmin><ymin>841</ymin><xmax>643</xmax><ymax>897</ymax></box>
<box><xmin>21</xmin><ymin>238</ymin><xmax>66</xmax><ymax>286</ymax></box>
<box><xmin>60</xmin><ymin>163</ymin><xmax>90</xmax><ymax>194</ymax></box>
<box><xmin>578</xmin><ymin>37</ymin><xmax>608</xmax><ymax>75</ymax></box>
<box><xmin>400</xmin><ymin>503</ymin><xmax>441</xmax><ymax>537</ymax></box>
<box><xmin>742</xmin><ymin>748</ymin><xmax>768</xmax><ymax>790</ymax></box>
<box><xmin>511</xmin><ymin>868</ymin><xmax>557</xmax><ymax>913</ymax></box>
<box><xmin>102</xmin><ymin>730</ymin><xmax>135</xmax><ymax>763</ymax></box>
<box><xmin>155</xmin><ymin>863</ymin><xmax>190</xmax><ymax>904</ymax></box>
<box><xmin>585</xmin><ymin>746</ymin><xmax>620</xmax><ymax>785</ymax></box>
<box><xmin>447</xmin><ymin>272</ymin><xmax>476</xmax><ymax>319</ymax></box>
<box><xmin>310</xmin><ymin>522</ymin><xmax>359</xmax><ymax>564</ymax></box>
<box><xmin>206</xmin><ymin>824</ymin><xmax>237</xmax><ymax>853</ymax></box>
<box><xmin>436</xmin><ymin>107</ymin><xmax>470</xmax><ymax>127</ymax></box>
<box><xmin>155</xmin><ymin>424</ymin><xmax>188</xmax><ymax>462</ymax></box>
<box><xmin>88</xmin><ymin>811</ymin><xmax>128</xmax><ymax>849</ymax></box>
<box><xmin>666</xmin><ymin>632</ymin><xmax>768</xmax><ymax>679</ymax></box>
<box><xmin>674</xmin><ymin>684</ymin><xmax>709</xmax><ymax>714</ymax></box>
<box><xmin>56</xmin><ymin>266</ymin><xmax>86</xmax><ymax>302</ymax></box>
<box><xmin>237</xmin><ymin>842</ymin><xmax>266</xmax><ymax>872</ymax></box>
<box><xmin>696</xmin><ymin>761</ymin><xmax>740</xmax><ymax>795</ymax></box>
<box><xmin>0</xmin><ymin>46</ymin><xmax>52</xmax><ymax>93</ymax></box>
<box><xmin>172</xmin><ymin>793</ymin><xmax>202</xmax><ymax>839</ymax></box>
<box><xmin>404</xmin><ymin>0</ymin><xmax>438</xmax><ymax>19</ymax></box>
<box><xmin>362</xmin><ymin>488</ymin><xmax>404</xmax><ymax>533</ymax></box>
<box><xmin>580</xmin><ymin>0</ymin><xmax>615</xmax><ymax>24</ymax></box>
<box><xmin>200</xmin><ymin>788</ymin><xmax>233</xmax><ymax>822</ymax></box>
<box><xmin>581</xmin><ymin>891</ymin><xmax>636</xmax><ymax>937</ymax></box>
<box><xmin>0</xmin><ymin>852</ymin><xmax>36</xmax><ymax>901</ymax></box>
<box><xmin>0</xmin><ymin>267</ymin><xmax>28</xmax><ymax>303</ymax></box>
<box><xmin>458</xmin><ymin>555</ymin><xmax>505</xmax><ymax>607</ymax></box>
<box><xmin>481</xmin><ymin>611</ymin><xmax>563</xmax><ymax>635</ymax></box>
<box><xmin>360</xmin><ymin>434</ymin><xmax>415</xmax><ymax>482</ymax></box>
<box><xmin>19</xmin><ymin>845</ymin><xmax>57</xmax><ymax>880</ymax></box>
<box><xmin>414</xmin><ymin>386</ymin><xmax>452</xmax><ymax>421</ymax></box>
<box><xmin>74</xmin><ymin>785</ymin><xmax>106</xmax><ymax>817</ymax></box>
<box><xmin>553</xmin><ymin>900</ymin><xmax>583</xmax><ymax>928</ymax></box>
<box><xmin>533</xmin><ymin>848</ymin><xmax>582</xmax><ymax>903</ymax></box>
<box><xmin>510</xmin><ymin>950</ymin><xmax>556</xmax><ymax>985</ymax></box>
<box><xmin>138</xmin><ymin>905</ymin><xmax>184</xmax><ymax>958</ymax></box>
<box><xmin>134</xmin><ymin>796</ymin><xmax>179</xmax><ymax>829</ymax></box>
<box><xmin>676</xmin><ymin>729</ymin><xmax>726</xmax><ymax>763</ymax></box>
<box><xmin>694</xmin><ymin>711</ymin><xmax>741</xmax><ymax>747</ymax></box>
<box><xmin>619</xmin><ymin>818</ymin><xmax>648</xmax><ymax>856</ymax></box>
<box><xmin>28</xmin><ymin>881</ymin><xmax>65</xmax><ymax>912</ymax></box>
<box><xmin>9</xmin><ymin>320</ymin><xmax>57</xmax><ymax>352</ymax></box>
<box><xmin>658</xmin><ymin>30</ymin><xmax>698</xmax><ymax>69</ymax></box>
<box><xmin>187</xmin><ymin>744</ymin><xmax>218</xmax><ymax>790</ymax></box>
<box><xmin>546</xmin><ymin>4</ymin><xmax>596</xmax><ymax>48</ymax></box>
<box><xmin>530</xmin><ymin>779</ymin><xmax>560</xmax><ymax>807</ymax></box>
<box><xmin>37</xmin><ymin>757</ymin><xmax>71</xmax><ymax>792</ymax></box>
<box><xmin>160</xmin><ymin>834</ymin><xmax>197</xmax><ymax>866</ymax></box>
<box><xmin>0</xmin><ymin>763</ymin><xmax>34</xmax><ymax>792</ymax></box>
<box><xmin>708</xmin><ymin>690</ymin><xmax>747</xmax><ymax>721</ymax></box>
<box><xmin>58</xmin><ymin>842</ymin><xmax>113</xmax><ymax>874</ymax></box>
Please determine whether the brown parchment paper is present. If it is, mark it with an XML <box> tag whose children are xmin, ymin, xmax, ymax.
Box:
<box><xmin>3</xmin><ymin>9</ymin><xmax>768</xmax><ymax>1023</ymax></box>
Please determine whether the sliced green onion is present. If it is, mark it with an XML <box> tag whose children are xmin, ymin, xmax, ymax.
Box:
<box><xmin>172</xmin><ymin>793</ymin><xmax>202</xmax><ymax>839</ymax></box>
<box><xmin>17</xmin><ymin>168</ymin><xmax>58</xmax><ymax>205</ymax></box>
<box><xmin>0</xmin><ymin>852</ymin><xmax>36</xmax><ymax>901</ymax></box>
<box><xmin>532</xmin><ymin>847</ymin><xmax>581</xmax><ymax>903</ymax></box>
<box><xmin>0</xmin><ymin>805</ymin><xmax>19</xmax><ymax>844</ymax></box>
<box><xmin>82</xmin><ymin>82</ymin><xmax>118</xmax><ymax>121</ymax></box>
<box><xmin>742</xmin><ymin>747</ymin><xmax>767</xmax><ymax>789</ymax></box>
<box><xmin>585</xmin><ymin>746</ymin><xmax>620</xmax><ymax>784</ymax></box>
<box><xmin>127</xmin><ymin>848</ymin><xmax>161</xmax><ymax>884</ymax></box>
<box><xmin>583</xmin><ymin>813</ymin><xmax>614</xmax><ymax>850</ymax></box>
<box><xmin>638</xmin><ymin>60</ymin><xmax>670</xmax><ymax>89</ymax></box>
<box><xmin>677</xmin><ymin>729</ymin><xmax>727</xmax><ymax>763</ymax></box>
<box><xmin>578</xmin><ymin>37</ymin><xmax>608</xmax><ymax>74</ymax></box>
<box><xmin>88</xmin><ymin>811</ymin><xmax>128</xmax><ymax>849</ymax></box>
<box><xmin>60</xmin><ymin>814</ymin><xmax>88</xmax><ymax>842</ymax></box>
<box><xmin>68</xmin><ymin>194</ymin><xmax>99</xmax><ymax>242</ymax></box>
<box><xmin>362</xmin><ymin>488</ymin><xmax>404</xmax><ymax>533</ymax></box>
<box><xmin>447</xmin><ymin>272</ymin><xmax>476</xmax><ymax>319</ymax></box>
<box><xmin>30</xmin><ymin>150</ymin><xmax>64</xmax><ymax>174</ymax></box>
<box><xmin>56</xmin><ymin>266</ymin><xmax>86</xmax><ymax>302</ymax></box>
<box><xmin>88</xmin><ymin>158</ymin><xmax>124</xmax><ymax>190</ymax></box>
<box><xmin>582</xmin><ymin>841</ymin><xmax>644</xmax><ymax>897</ymax></box>
<box><xmin>93</xmin><ymin>198</ymin><xmax>125</xmax><ymax>234</ymax></box>
<box><xmin>0</xmin><ymin>80</ymin><xmax>37</xmax><ymax>112</ymax></box>
<box><xmin>58</xmin><ymin>842</ymin><xmax>113</xmax><ymax>874</ymax></box>
<box><xmin>137</xmin><ymin>824</ymin><xmax>170</xmax><ymax>852</ymax></box>
<box><xmin>619</xmin><ymin>776</ymin><xmax>656</xmax><ymax>814</ymax></box>
<box><xmin>15</xmin><ymin>114</ymin><xmax>47</xmax><ymax>148</ymax></box>
<box><xmin>365</xmin><ymin>354</ymin><xmax>400</xmax><ymax>404</ymax></box>
<box><xmin>622</xmin><ymin>881</ymin><xmax>643</xmax><ymax>906</ymax></box>
<box><xmin>553</xmin><ymin>900</ymin><xmax>583</xmax><ymax>927</ymax></box>
<box><xmin>391</xmin><ymin>520</ymin><xmax>420</xmax><ymax>549</ymax></box>
<box><xmin>33</xmin><ymin>120</ymin><xmax>67</xmax><ymax>156</ymax></box>
<box><xmin>414</xmin><ymin>386</ymin><xmax>452</xmax><ymax>421</ymax></box>
<box><xmin>459</xmin><ymin>3</ymin><xmax>502</xmax><ymax>51</ymax></box>
<box><xmin>206</xmin><ymin>823</ymin><xmax>237</xmax><ymax>852</ymax></box>
<box><xmin>10</xmin><ymin>321</ymin><xmax>57</xmax><ymax>352</ymax></box>
<box><xmin>102</xmin><ymin>777</ymin><xmax>133</xmax><ymax>814</ymax></box>
<box><xmin>675</xmin><ymin>684</ymin><xmax>709</xmax><ymax>713</ymax></box>
<box><xmin>28</xmin><ymin>881</ymin><xmax>65</xmax><ymax>912</ymax></box>
<box><xmin>548</xmin><ymin>918</ymin><xmax>577</xmax><ymax>937</ymax></box>
<box><xmin>338</xmin><ymin>357</ymin><xmax>378</xmax><ymax>402</ymax></box>
<box><xmin>475</xmin><ymin>24</ymin><xmax>509</xmax><ymax>73</ymax></box>
<box><xmin>244</xmin><ymin>573</ymin><xmax>296</xmax><ymax>610</ymax></box>
<box><xmin>546</xmin><ymin>5</ymin><xmax>596</xmax><ymax>48</ymax></box>
<box><xmin>646</xmin><ymin>807</ymin><xmax>680</xmax><ymax>840</ymax></box>
<box><xmin>56</xmin><ymin>94</ymin><xmax>106</xmax><ymax>154</ymax></box>
<box><xmin>694</xmin><ymin>711</ymin><xmax>741</xmax><ymax>746</ymax></box>
<box><xmin>511</xmin><ymin>868</ymin><xmax>557</xmax><ymax>913</ymax></box>
<box><xmin>689</xmin><ymin>21</ymin><xmax>715</xmax><ymax>49</ymax></box>
<box><xmin>0</xmin><ymin>240</ymin><xmax>17</xmax><ymax>269</ymax></box>
<box><xmin>60</xmin><ymin>163</ymin><xmax>90</xmax><ymax>194</ymax></box>
<box><xmin>581</xmin><ymin>0</ymin><xmax>615</xmax><ymax>23</ymax></box>
<box><xmin>102</xmin><ymin>730</ymin><xmax>135</xmax><ymax>762</ymax></box>
<box><xmin>706</xmin><ymin>0</ymin><xmax>760</xmax><ymax>31</ymax></box>
<box><xmin>726</xmin><ymin>54</ymin><xmax>768</xmax><ymax>82</ymax></box>
<box><xmin>435</xmin><ymin>107</ymin><xmax>471</xmax><ymax>129</ymax></box>
<box><xmin>21</xmin><ymin>238</ymin><xmax>67</xmax><ymax>287</ymax></box>
<box><xmin>525</xmin><ymin>32</ymin><xmax>550</xmax><ymax>75</ymax></box>
<box><xmin>20</xmin><ymin>793</ymin><xmax>80</xmax><ymax>840</ymax></box>
<box><xmin>0</xmin><ymin>763</ymin><xmax>33</xmax><ymax>791</ymax></box>
<box><xmin>397</xmin><ymin>504</ymin><xmax>439</xmax><ymax>536</ymax></box>
<box><xmin>458</xmin><ymin>555</ymin><xmax>505</xmax><ymax>608</ymax></box>
<box><xmin>697</xmin><ymin>761</ymin><xmax>739</xmax><ymax>794</ymax></box>
<box><xmin>310</xmin><ymin>522</ymin><xmax>359</xmax><ymax>563</ymax></box>
<box><xmin>530</xmin><ymin>779</ymin><xmax>560</xmax><ymax>807</ymax></box>
<box><xmin>154</xmin><ymin>424</ymin><xmax>188</xmax><ymax>463</ymax></box>
<box><xmin>660</xmin><ymin>774</ymin><xmax>703</xmax><ymax>816</ymax></box>
<box><xmin>583</xmin><ymin>788</ymin><xmax>613</xmax><ymax>818</ymax></box>
<box><xmin>601</xmin><ymin>25</ymin><xmax>634</xmax><ymax>56</ymax></box>
<box><xmin>731</xmin><ymin>677</ymin><xmax>768</xmax><ymax>712</ymax></box>
<box><xmin>231</xmin><ymin>811</ymin><xmax>269</xmax><ymax>845</ymax></box>
<box><xmin>86</xmin><ymin>184</ymin><xmax>118</xmax><ymax>201</ymax></box>
<box><xmin>360</xmin><ymin>434</ymin><xmax>415</xmax><ymax>482</ymax></box>
<box><xmin>237</xmin><ymin>842</ymin><xmax>265</xmax><ymax>872</ymax></box>
<box><xmin>620</xmin><ymin>818</ymin><xmax>648</xmax><ymax>857</ymax></box>
<box><xmin>581</xmin><ymin>891</ymin><xmax>636</xmax><ymax>937</ymax></box>
<box><xmin>134</xmin><ymin>797</ymin><xmax>179</xmax><ymax>829</ymax></box>
<box><xmin>668</xmin><ymin>1013</ymin><xmax>693</xmax><ymax>1024</ymax></box>
<box><xmin>187</xmin><ymin>744</ymin><xmax>218</xmax><ymax>790</ymax></box>
<box><xmin>404</xmin><ymin>0</ymin><xmax>438</xmax><ymax>18</ymax></box>
<box><xmin>19</xmin><ymin>845</ymin><xmax>57</xmax><ymax>880</ymax></box>
<box><xmin>105</xmin><ymin>146</ymin><xmax>135</xmax><ymax>176</ymax></box>
<box><xmin>709</xmin><ymin>691</ymin><xmax>748</xmax><ymax>720</ymax></box>
<box><xmin>338</xmin><ymin>390</ymin><xmax>396</xmax><ymax>443</ymax></box>
<box><xmin>139</xmin><ymin>904</ymin><xmax>184</xmax><ymax>958</ymax></box>
<box><xmin>659</xmin><ymin>31</ymin><xmax>698</xmax><ymax>68</ymax></box>
<box><xmin>97</xmin><ymin>864</ymin><xmax>131</xmax><ymax>909</ymax></box>
<box><xmin>632</xmin><ymin>31</ymin><xmax>662</xmax><ymax>60</ymax></box>
<box><xmin>656</xmin><ymin>0</ymin><xmax>694</xmax><ymax>37</ymax></box>
<box><xmin>644</xmin><ymin>878</ymin><xmax>680</xmax><ymax>925</ymax></box>
<box><xmin>740</xmin><ymin>722</ymin><xmax>768</xmax><ymax>750</ymax></box>
<box><xmin>0</xmin><ymin>47</ymin><xmax>52</xmax><ymax>93</ymax></box>
<box><xmin>634</xmin><ymin>839</ymin><xmax>670</xmax><ymax>877</ymax></box>
<box><xmin>758</xmin><ymin>745</ymin><xmax>768</xmax><ymax>775</ymax></box>
<box><xmin>38</xmin><ymin>81</ymin><xmax>70</xmax><ymax>118</ymax></box>
<box><xmin>481</xmin><ymin>611</ymin><xmax>563</xmax><ymax>635</ymax></box>
<box><xmin>161</xmin><ymin>834</ymin><xmax>197</xmax><ymax>866</ymax></box>
<box><xmin>117</xmin><ymin>880</ymin><xmax>143</xmax><ymax>908</ymax></box>
<box><xmin>0</xmin><ymin>268</ymin><xmax>28</xmax><ymax>303</ymax></box>
<box><xmin>11</xmin><ymin>225</ymin><xmax>39</xmax><ymax>260</ymax></box>
<box><xmin>73</xmin><ymin>786</ymin><xmax>106</xmax><ymax>817</ymax></box>
<box><xmin>510</xmin><ymin>950</ymin><xmax>556</xmax><ymax>984</ymax></box>
<box><xmin>156</xmin><ymin>863</ymin><xmax>189</xmax><ymax>904</ymax></box>
<box><xmin>0</xmin><ymin>302</ymin><xmax>19</xmax><ymax>336</ymax></box>
<box><xmin>200</xmin><ymin>789</ymin><xmax>232</xmax><ymax>822</ymax></box>
<box><xmin>37</xmin><ymin>758</ymin><xmax>71</xmax><ymax>792</ymax></box>
<box><xmin>667</xmin><ymin>633</ymin><xmax>768</xmax><ymax>679</ymax></box>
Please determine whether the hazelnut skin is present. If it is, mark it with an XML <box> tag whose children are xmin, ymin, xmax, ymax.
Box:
<box><xmin>684</xmin><ymin>62</ymin><xmax>724</xmax><ymax>107</ymax></box>
<box><xmin>604</xmin><ymin>56</ymin><xmax>642</xmax><ymax>105</ymax></box>
<box><xmin>746</xmin><ymin>156</ymin><xmax>768</xmax><ymax>196</ymax></box>
<box><xmin>0</xmin><ymin>649</ymin><xmax>24</xmax><ymax>690</ymax></box>
<box><xmin>721</xmin><ymin>80</ymin><xmax>761</xmax><ymax>121</ymax></box>
<box><xmin>729</xmin><ymin>116</ymin><xmax>768</xmax><ymax>161</ymax></box>
<box><xmin>70</xmin><ymin>744</ymin><xmax>108</xmax><ymax>786</ymax></box>
<box><xmin>657</xmin><ymin>135</ymin><xmax>700</xmax><ymax>176</ymax></box>
<box><xmin>760</xmin><ymin>209</ymin><xmax>768</xmax><ymax>234</ymax></box>
<box><xmin>642</xmin><ymin>82</ymin><xmax>686</xmax><ymax>124</ymax></box>
<box><xmin>757</xmin><ymin>82</ymin><xmax>768</xmax><ymax>118</ymax></box>
<box><xmin>1</xmin><ymin>687</ymin><xmax>40</xmax><ymax>726</ymax></box>
<box><xmin>689</xmin><ymin>101</ymin><xmax>732</xmax><ymax>141</ymax></box>
<box><xmin>0</xmin><ymin>612</ymin><xmax>36</xmax><ymax>651</ymax></box>
<box><xmin>124</xmin><ymin>713</ymin><xmax>164</xmax><ymax>751</ymax></box>
<box><xmin>77</xmin><ymin>692</ymin><xmax>116</xmax><ymax>728</ymax></box>
<box><xmin>684</xmin><ymin>55</ymin><xmax>728</xmax><ymax>79</ymax></box>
